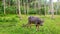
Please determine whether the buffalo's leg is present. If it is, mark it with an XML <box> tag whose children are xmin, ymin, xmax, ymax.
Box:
<box><xmin>26</xmin><ymin>23</ymin><xmax>29</xmax><ymax>28</ymax></box>
<box><xmin>29</xmin><ymin>24</ymin><xmax>31</xmax><ymax>28</ymax></box>
<box><xmin>26</xmin><ymin>22</ymin><xmax>31</xmax><ymax>28</ymax></box>
<box><xmin>36</xmin><ymin>24</ymin><xmax>39</xmax><ymax>31</ymax></box>
<box><xmin>28</xmin><ymin>23</ymin><xmax>32</xmax><ymax>28</ymax></box>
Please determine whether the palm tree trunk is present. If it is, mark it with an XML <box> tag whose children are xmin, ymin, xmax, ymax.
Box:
<box><xmin>44</xmin><ymin>0</ymin><xmax>46</xmax><ymax>16</ymax></box>
<box><xmin>38</xmin><ymin>0</ymin><xmax>41</xmax><ymax>15</ymax></box>
<box><xmin>3</xmin><ymin>0</ymin><xmax>6</xmax><ymax>15</ymax></box>
<box><xmin>50</xmin><ymin>0</ymin><xmax>54</xmax><ymax>19</ymax></box>
<box><xmin>17</xmin><ymin>0</ymin><xmax>21</xmax><ymax>19</ymax></box>
<box><xmin>24</xmin><ymin>2</ymin><xmax>26</xmax><ymax>14</ymax></box>
<box><xmin>56</xmin><ymin>0</ymin><xmax>60</xmax><ymax>15</ymax></box>
<box><xmin>8</xmin><ymin>0</ymin><xmax>10</xmax><ymax>7</ymax></box>
<box><xmin>27</xmin><ymin>0</ymin><xmax>29</xmax><ymax>15</ymax></box>
<box><xmin>34</xmin><ymin>0</ymin><xmax>36</xmax><ymax>14</ymax></box>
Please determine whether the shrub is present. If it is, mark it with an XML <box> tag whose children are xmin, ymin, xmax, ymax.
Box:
<box><xmin>6</xmin><ymin>6</ymin><xmax>16</xmax><ymax>14</ymax></box>
<box><xmin>0</xmin><ymin>17</ymin><xmax>18</xmax><ymax>22</ymax></box>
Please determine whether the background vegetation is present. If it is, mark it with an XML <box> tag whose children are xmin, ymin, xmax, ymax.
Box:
<box><xmin>0</xmin><ymin>0</ymin><xmax>60</xmax><ymax>15</ymax></box>
<box><xmin>0</xmin><ymin>0</ymin><xmax>60</xmax><ymax>34</ymax></box>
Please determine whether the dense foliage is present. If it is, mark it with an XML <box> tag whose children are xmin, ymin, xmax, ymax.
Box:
<box><xmin>0</xmin><ymin>0</ymin><xmax>60</xmax><ymax>15</ymax></box>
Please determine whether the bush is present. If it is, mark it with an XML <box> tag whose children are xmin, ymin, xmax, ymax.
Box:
<box><xmin>40</xmin><ymin>7</ymin><xmax>45</xmax><ymax>15</ymax></box>
<box><xmin>28</xmin><ymin>8</ymin><xmax>37</xmax><ymax>14</ymax></box>
<box><xmin>20</xmin><ymin>6</ymin><xmax>24</xmax><ymax>14</ymax></box>
<box><xmin>0</xmin><ymin>17</ymin><xmax>18</xmax><ymax>22</ymax></box>
<box><xmin>6</xmin><ymin>6</ymin><xmax>16</xmax><ymax>14</ymax></box>
<box><xmin>57</xmin><ymin>10</ymin><xmax>60</xmax><ymax>15</ymax></box>
<box><xmin>28</xmin><ymin>7</ymin><xmax>45</xmax><ymax>15</ymax></box>
<box><xmin>0</xmin><ymin>1</ymin><xmax>4</xmax><ymax>14</ymax></box>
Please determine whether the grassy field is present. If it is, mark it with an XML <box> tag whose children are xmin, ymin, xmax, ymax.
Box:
<box><xmin>0</xmin><ymin>15</ymin><xmax>60</xmax><ymax>34</ymax></box>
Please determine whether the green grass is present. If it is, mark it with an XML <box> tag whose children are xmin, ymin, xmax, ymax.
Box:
<box><xmin>0</xmin><ymin>15</ymin><xmax>60</xmax><ymax>34</ymax></box>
